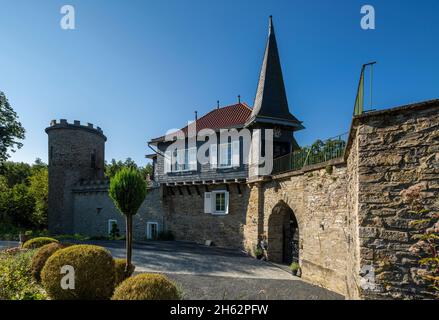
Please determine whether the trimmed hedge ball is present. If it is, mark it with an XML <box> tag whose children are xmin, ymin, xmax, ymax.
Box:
<box><xmin>114</xmin><ymin>258</ymin><xmax>135</xmax><ymax>286</ymax></box>
<box><xmin>112</xmin><ymin>273</ymin><xmax>180</xmax><ymax>300</ymax></box>
<box><xmin>22</xmin><ymin>237</ymin><xmax>59</xmax><ymax>249</ymax></box>
<box><xmin>31</xmin><ymin>242</ymin><xmax>69</xmax><ymax>282</ymax></box>
<box><xmin>41</xmin><ymin>245</ymin><xmax>115</xmax><ymax>300</ymax></box>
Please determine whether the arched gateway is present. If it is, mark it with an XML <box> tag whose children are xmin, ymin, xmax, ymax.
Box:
<box><xmin>267</xmin><ymin>201</ymin><xmax>299</xmax><ymax>264</ymax></box>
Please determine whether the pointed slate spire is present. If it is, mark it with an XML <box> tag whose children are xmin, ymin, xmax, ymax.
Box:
<box><xmin>246</xmin><ymin>16</ymin><xmax>304</xmax><ymax>130</ymax></box>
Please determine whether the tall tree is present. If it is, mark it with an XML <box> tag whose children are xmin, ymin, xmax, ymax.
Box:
<box><xmin>0</xmin><ymin>91</ymin><xmax>25</xmax><ymax>163</ymax></box>
<box><xmin>109</xmin><ymin>168</ymin><xmax>147</xmax><ymax>273</ymax></box>
<box><xmin>28</xmin><ymin>167</ymin><xmax>48</xmax><ymax>228</ymax></box>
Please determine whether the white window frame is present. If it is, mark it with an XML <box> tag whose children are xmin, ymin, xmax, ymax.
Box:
<box><xmin>211</xmin><ymin>190</ymin><xmax>229</xmax><ymax>215</ymax></box>
<box><xmin>146</xmin><ymin>222</ymin><xmax>159</xmax><ymax>240</ymax></box>
<box><xmin>170</xmin><ymin>147</ymin><xmax>197</xmax><ymax>173</ymax></box>
<box><xmin>218</xmin><ymin>142</ymin><xmax>232</xmax><ymax>168</ymax></box>
<box><xmin>108</xmin><ymin>219</ymin><xmax>118</xmax><ymax>235</ymax></box>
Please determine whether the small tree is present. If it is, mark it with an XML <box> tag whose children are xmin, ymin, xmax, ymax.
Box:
<box><xmin>109</xmin><ymin>168</ymin><xmax>147</xmax><ymax>273</ymax></box>
<box><xmin>0</xmin><ymin>91</ymin><xmax>25</xmax><ymax>164</ymax></box>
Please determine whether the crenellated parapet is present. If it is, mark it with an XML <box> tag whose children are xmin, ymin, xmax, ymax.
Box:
<box><xmin>46</xmin><ymin>119</ymin><xmax>106</xmax><ymax>141</ymax></box>
<box><xmin>72</xmin><ymin>179</ymin><xmax>110</xmax><ymax>193</ymax></box>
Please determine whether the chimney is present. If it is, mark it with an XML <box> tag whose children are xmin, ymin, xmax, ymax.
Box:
<box><xmin>217</xmin><ymin>100</ymin><xmax>220</xmax><ymax>109</ymax></box>
<box><xmin>195</xmin><ymin>111</ymin><xmax>198</xmax><ymax>121</ymax></box>
<box><xmin>238</xmin><ymin>95</ymin><xmax>241</xmax><ymax>104</ymax></box>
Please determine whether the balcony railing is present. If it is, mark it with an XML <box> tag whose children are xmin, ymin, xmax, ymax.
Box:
<box><xmin>272</xmin><ymin>133</ymin><xmax>348</xmax><ymax>175</ymax></box>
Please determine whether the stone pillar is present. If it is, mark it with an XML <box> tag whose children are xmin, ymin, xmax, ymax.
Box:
<box><xmin>244</xmin><ymin>182</ymin><xmax>264</xmax><ymax>255</ymax></box>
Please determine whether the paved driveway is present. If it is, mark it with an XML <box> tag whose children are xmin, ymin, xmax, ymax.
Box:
<box><xmin>91</xmin><ymin>240</ymin><xmax>344</xmax><ymax>300</ymax></box>
<box><xmin>0</xmin><ymin>240</ymin><xmax>343</xmax><ymax>300</ymax></box>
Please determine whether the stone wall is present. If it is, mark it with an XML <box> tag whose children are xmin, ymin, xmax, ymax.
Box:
<box><xmin>348</xmin><ymin>100</ymin><xmax>439</xmax><ymax>299</ymax></box>
<box><xmin>248</xmin><ymin>160</ymin><xmax>350</xmax><ymax>296</ymax></box>
<box><xmin>73</xmin><ymin>185</ymin><xmax>164</xmax><ymax>241</ymax></box>
<box><xmin>51</xmin><ymin>99</ymin><xmax>439</xmax><ymax>299</ymax></box>
<box><xmin>164</xmin><ymin>183</ymin><xmax>250</xmax><ymax>249</ymax></box>
<box><xmin>345</xmin><ymin>130</ymin><xmax>361</xmax><ymax>299</ymax></box>
<box><xmin>46</xmin><ymin>120</ymin><xmax>106</xmax><ymax>234</ymax></box>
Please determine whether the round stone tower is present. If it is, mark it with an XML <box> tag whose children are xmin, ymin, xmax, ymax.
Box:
<box><xmin>45</xmin><ymin>119</ymin><xmax>106</xmax><ymax>234</ymax></box>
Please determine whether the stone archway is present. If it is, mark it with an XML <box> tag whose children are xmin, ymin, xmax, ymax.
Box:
<box><xmin>267</xmin><ymin>201</ymin><xmax>299</xmax><ymax>264</ymax></box>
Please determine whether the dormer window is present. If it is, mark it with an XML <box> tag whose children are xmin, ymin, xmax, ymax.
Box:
<box><xmin>219</xmin><ymin>142</ymin><xmax>232</xmax><ymax>168</ymax></box>
<box><xmin>211</xmin><ymin>140</ymin><xmax>240</xmax><ymax>169</ymax></box>
<box><xmin>165</xmin><ymin>147</ymin><xmax>197</xmax><ymax>173</ymax></box>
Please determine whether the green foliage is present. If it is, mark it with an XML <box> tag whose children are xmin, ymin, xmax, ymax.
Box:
<box><xmin>28</xmin><ymin>167</ymin><xmax>48</xmax><ymax>228</ymax></box>
<box><xmin>253</xmin><ymin>246</ymin><xmax>263</xmax><ymax>257</ymax></box>
<box><xmin>22</xmin><ymin>237</ymin><xmax>58</xmax><ymax>249</ymax></box>
<box><xmin>3</xmin><ymin>183</ymin><xmax>36</xmax><ymax>228</ymax></box>
<box><xmin>105</xmin><ymin>158</ymin><xmax>153</xmax><ymax>181</ymax></box>
<box><xmin>41</xmin><ymin>245</ymin><xmax>115</xmax><ymax>300</ymax></box>
<box><xmin>0</xmin><ymin>91</ymin><xmax>26</xmax><ymax>163</ymax></box>
<box><xmin>0</xmin><ymin>223</ymin><xmax>21</xmax><ymax>240</ymax></box>
<box><xmin>0</xmin><ymin>161</ymin><xmax>32</xmax><ymax>187</ymax></box>
<box><xmin>31</xmin><ymin>243</ymin><xmax>69</xmax><ymax>282</ymax></box>
<box><xmin>112</xmin><ymin>274</ymin><xmax>180</xmax><ymax>300</ymax></box>
<box><xmin>109</xmin><ymin>167</ymin><xmax>147</xmax><ymax>271</ymax></box>
<box><xmin>0</xmin><ymin>159</ymin><xmax>49</xmax><ymax>229</ymax></box>
<box><xmin>402</xmin><ymin>184</ymin><xmax>439</xmax><ymax>298</ymax></box>
<box><xmin>290</xmin><ymin>262</ymin><xmax>300</xmax><ymax>272</ymax></box>
<box><xmin>109</xmin><ymin>167</ymin><xmax>147</xmax><ymax>217</ymax></box>
<box><xmin>109</xmin><ymin>222</ymin><xmax>120</xmax><ymax>240</ymax></box>
<box><xmin>114</xmin><ymin>258</ymin><xmax>135</xmax><ymax>286</ymax></box>
<box><xmin>0</xmin><ymin>249</ymin><xmax>47</xmax><ymax>300</ymax></box>
<box><xmin>54</xmin><ymin>233</ymin><xmax>91</xmax><ymax>241</ymax></box>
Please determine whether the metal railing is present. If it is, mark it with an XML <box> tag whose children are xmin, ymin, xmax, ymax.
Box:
<box><xmin>272</xmin><ymin>133</ymin><xmax>348</xmax><ymax>175</ymax></box>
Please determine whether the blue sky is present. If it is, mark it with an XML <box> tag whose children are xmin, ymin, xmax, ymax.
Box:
<box><xmin>1</xmin><ymin>0</ymin><xmax>438</xmax><ymax>166</ymax></box>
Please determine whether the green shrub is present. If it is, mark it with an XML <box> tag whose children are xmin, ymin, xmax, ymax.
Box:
<box><xmin>31</xmin><ymin>242</ymin><xmax>69</xmax><ymax>282</ymax></box>
<box><xmin>41</xmin><ymin>245</ymin><xmax>115</xmax><ymax>300</ymax></box>
<box><xmin>22</xmin><ymin>237</ymin><xmax>58</xmax><ymax>249</ymax></box>
<box><xmin>112</xmin><ymin>273</ymin><xmax>180</xmax><ymax>300</ymax></box>
<box><xmin>0</xmin><ymin>249</ymin><xmax>47</xmax><ymax>300</ymax></box>
<box><xmin>290</xmin><ymin>262</ymin><xmax>300</xmax><ymax>273</ymax></box>
<box><xmin>114</xmin><ymin>258</ymin><xmax>135</xmax><ymax>286</ymax></box>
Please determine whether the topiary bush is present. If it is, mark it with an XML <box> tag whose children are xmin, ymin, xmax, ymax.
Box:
<box><xmin>22</xmin><ymin>237</ymin><xmax>58</xmax><ymax>249</ymax></box>
<box><xmin>112</xmin><ymin>273</ymin><xmax>180</xmax><ymax>300</ymax></box>
<box><xmin>31</xmin><ymin>242</ymin><xmax>69</xmax><ymax>282</ymax></box>
<box><xmin>114</xmin><ymin>258</ymin><xmax>135</xmax><ymax>286</ymax></box>
<box><xmin>41</xmin><ymin>245</ymin><xmax>115</xmax><ymax>300</ymax></box>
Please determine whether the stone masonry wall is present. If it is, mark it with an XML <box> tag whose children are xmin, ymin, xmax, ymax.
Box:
<box><xmin>254</xmin><ymin>161</ymin><xmax>350</xmax><ymax>296</ymax></box>
<box><xmin>345</xmin><ymin>130</ymin><xmax>362</xmax><ymax>299</ymax></box>
<box><xmin>351</xmin><ymin>101</ymin><xmax>439</xmax><ymax>299</ymax></box>
<box><xmin>164</xmin><ymin>183</ymin><xmax>250</xmax><ymax>249</ymax></box>
<box><xmin>73</xmin><ymin>186</ymin><xmax>164</xmax><ymax>241</ymax></box>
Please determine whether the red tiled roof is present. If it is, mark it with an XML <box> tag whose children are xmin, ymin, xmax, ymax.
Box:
<box><xmin>150</xmin><ymin>103</ymin><xmax>252</xmax><ymax>143</ymax></box>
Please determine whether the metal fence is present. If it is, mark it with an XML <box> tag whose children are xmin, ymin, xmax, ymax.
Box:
<box><xmin>272</xmin><ymin>133</ymin><xmax>348</xmax><ymax>175</ymax></box>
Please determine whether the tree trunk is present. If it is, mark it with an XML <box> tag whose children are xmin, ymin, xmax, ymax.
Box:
<box><xmin>125</xmin><ymin>215</ymin><xmax>133</xmax><ymax>274</ymax></box>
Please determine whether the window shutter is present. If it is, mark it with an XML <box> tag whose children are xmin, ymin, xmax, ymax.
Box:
<box><xmin>224</xmin><ymin>191</ymin><xmax>229</xmax><ymax>214</ymax></box>
<box><xmin>210</xmin><ymin>144</ymin><xmax>217</xmax><ymax>169</ymax></box>
<box><xmin>204</xmin><ymin>192</ymin><xmax>212</xmax><ymax>213</ymax></box>
<box><xmin>189</xmin><ymin>147</ymin><xmax>197</xmax><ymax>171</ymax></box>
<box><xmin>232</xmin><ymin>140</ymin><xmax>240</xmax><ymax>167</ymax></box>
<box><xmin>164</xmin><ymin>151</ymin><xmax>172</xmax><ymax>173</ymax></box>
